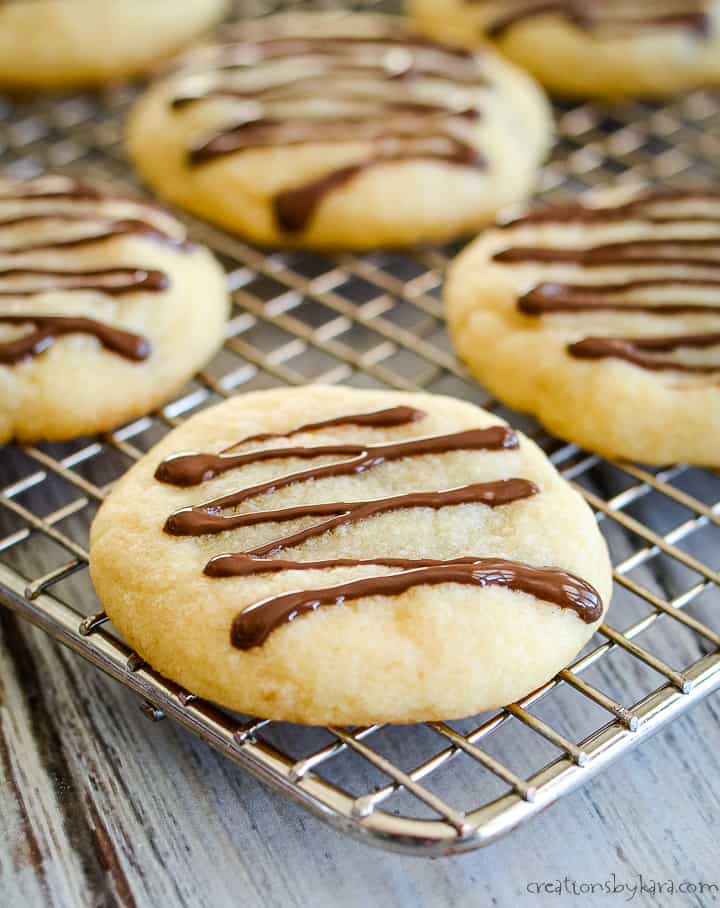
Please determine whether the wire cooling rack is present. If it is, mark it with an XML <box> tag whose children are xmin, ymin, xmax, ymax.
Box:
<box><xmin>1</xmin><ymin>0</ymin><xmax>720</xmax><ymax>858</ymax></box>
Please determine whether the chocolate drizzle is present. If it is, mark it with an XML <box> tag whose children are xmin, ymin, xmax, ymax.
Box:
<box><xmin>273</xmin><ymin>141</ymin><xmax>484</xmax><ymax>233</ymax></box>
<box><xmin>155</xmin><ymin>406</ymin><xmax>603</xmax><ymax>648</ymax></box>
<box><xmin>491</xmin><ymin>190</ymin><xmax>720</xmax><ymax>373</ymax></box>
<box><xmin>173</xmin><ymin>28</ymin><xmax>489</xmax><ymax>231</ymax></box>
<box><xmin>172</xmin><ymin>69</ymin><xmax>482</xmax><ymax>109</ymax></box>
<box><xmin>166</xmin><ymin>479</ymin><xmax>537</xmax><ymax>540</ymax></box>
<box><xmin>0</xmin><ymin>218</ymin><xmax>179</xmax><ymax>254</ymax></box>
<box><xmin>0</xmin><ymin>175</ymin><xmax>187</xmax><ymax>252</ymax></box>
<box><xmin>569</xmin><ymin>333</ymin><xmax>720</xmax><ymax>373</ymax></box>
<box><xmin>0</xmin><ymin>315</ymin><xmax>150</xmax><ymax>364</ymax></box>
<box><xmin>0</xmin><ymin>176</ymin><xmax>188</xmax><ymax>366</ymax></box>
<box><xmin>495</xmin><ymin>238</ymin><xmax>720</xmax><ymax>270</ymax></box>
<box><xmin>229</xmin><ymin>558</ymin><xmax>602</xmax><ymax>650</ymax></box>
<box><xmin>156</xmin><ymin>405</ymin><xmax>425</xmax><ymax>486</ymax></box>
<box><xmin>519</xmin><ymin>280</ymin><xmax>720</xmax><ymax>316</ymax></box>
<box><xmin>211</xmin><ymin>33</ymin><xmax>476</xmax><ymax>62</ymax></box>
<box><xmin>160</xmin><ymin>425</ymin><xmax>527</xmax><ymax>536</ymax></box>
<box><xmin>188</xmin><ymin>117</ymin><xmax>482</xmax><ymax>166</ymax></box>
<box><xmin>0</xmin><ymin>268</ymin><xmax>168</xmax><ymax>297</ymax></box>
<box><xmin>470</xmin><ymin>1</ymin><xmax>712</xmax><ymax>39</ymax></box>
<box><xmin>505</xmin><ymin>191</ymin><xmax>720</xmax><ymax>227</ymax></box>
<box><xmin>0</xmin><ymin>175</ymin><xmax>103</xmax><ymax>202</ymax></box>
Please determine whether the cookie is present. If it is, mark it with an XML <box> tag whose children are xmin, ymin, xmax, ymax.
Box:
<box><xmin>408</xmin><ymin>0</ymin><xmax>720</xmax><ymax>98</ymax></box>
<box><xmin>126</xmin><ymin>12</ymin><xmax>552</xmax><ymax>250</ymax></box>
<box><xmin>89</xmin><ymin>386</ymin><xmax>611</xmax><ymax>725</ymax></box>
<box><xmin>446</xmin><ymin>189</ymin><xmax>720</xmax><ymax>466</ymax></box>
<box><xmin>0</xmin><ymin>0</ymin><xmax>229</xmax><ymax>90</ymax></box>
<box><xmin>0</xmin><ymin>175</ymin><xmax>228</xmax><ymax>443</ymax></box>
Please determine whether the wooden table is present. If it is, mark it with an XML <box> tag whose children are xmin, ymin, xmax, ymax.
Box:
<box><xmin>2</xmin><ymin>551</ymin><xmax>719</xmax><ymax>908</ymax></box>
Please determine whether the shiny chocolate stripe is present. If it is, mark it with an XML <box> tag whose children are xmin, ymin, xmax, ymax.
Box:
<box><xmin>154</xmin><ymin>407</ymin><xmax>602</xmax><ymax>648</ymax></box>
<box><xmin>230</xmin><ymin>557</ymin><xmax>603</xmax><ymax>649</ymax></box>
<box><xmin>0</xmin><ymin>314</ymin><xmax>151</xmax><ymax>364</ymax></box>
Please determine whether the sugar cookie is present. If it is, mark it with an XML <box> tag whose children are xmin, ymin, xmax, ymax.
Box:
<box><xmin>446</xmin><ymin>190</ymin><xmax>720</xmax><ymax>465</ymax></box>
<box><xmin>127</xmin><ymin>13</ymin><xmax>552</xmax><ymax>250</ymax></box>
<box><xmin>0</xmin><ymin>0</ymin><xmax>229</xmax><ymax>90</ymax></box>
<box><xmin>89</xmin><ymin>386</ymin><xmax>611</xmax><ymax>724</ymax></box>
<box><xmin>408</xmin><ymin>0</ymin><xmax>720</xmax><ymax>98</ymax></box>
<box><xmin>0</xmin><ymin>175</ymin><xmax>228</xmax><ymax>443</ymax></box>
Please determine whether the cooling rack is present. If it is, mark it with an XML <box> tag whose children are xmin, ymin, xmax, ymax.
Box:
<box><xmin>1</xmin><ymin>0</ymin><xmax>720</xmax><ymax>858</ymax></box>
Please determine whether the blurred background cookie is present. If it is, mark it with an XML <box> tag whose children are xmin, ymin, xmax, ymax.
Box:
<box><xmin>127</xmin><ymin>12</ymin><xmax>552</xmax><ymax>250</ymax></box>
<box><xmin>0</xmin><ymin>175</ymin><xmax>228</xmax><ymax>442</ymax></box>
<box><xmin>408</xmin><ymin>0</ymin><xmax>720</xmax><ymax>98</ymax></box>
<box><xmin>446</xmin><ymin>189</ymin><xmax>720</xmax><ymax>465</ymax></box>
<box><xmin>0</xmin><ymin>0</ymin><xmax>229</xmax><ymax>90</ymax></box>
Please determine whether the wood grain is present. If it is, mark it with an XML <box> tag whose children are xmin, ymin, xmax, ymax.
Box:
<box><xmin>1</xmin><ymin>607</ymin><xmax>719</xmax><ymax>908</ymax></box>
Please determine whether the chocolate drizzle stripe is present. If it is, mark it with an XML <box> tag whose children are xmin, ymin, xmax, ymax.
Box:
<box><xmin>0</xmin><ymin>177</ymin><xmax>189</xmax><ymax>365</ymax></box>
<box><xmin>207</xmin><ymin>33</ymin><xmax>477</xmax><ymax>64</ymax></box>
<box><xmin>0</xmin><ymin>212</ymin><xmax>118</xmax><ymax>229</ymax></box>
<box><xmin>155</xmin><ymin>406</ymin><xmax>603</xmax><ymax>647</ymax></box>
<box><xmin>0</xmin><ymin>185</ymin><xmax>103</xmax><ymax>202</ymax></box>
<box><xmin>221</xmin><ymin>405</ymin><xmax>424</xmax><ymax>448</ymax></box>
<box><xmin>494</xmin><ymin>190</ymin><xmax>720</xmax><ymax>373</ymax></box>
<box><xmin>0</xmin><ymin>218</ymin><xmax>179</xmax><ymax>254</ymax></box>
<box><xmin>521</xmin><ymin>277</ymin><xmax>720</xmax><ymax>294</ymax></box>
<box><xmin>162</xmin><ymin>425</ymin><xmax>521</xmax><ymax>534</ymax></box>
<box><xmin>172</xmin><ymin>66</ymin><xmax>485</xmax><ymax>109</ymax></box>
<box><xmin>188</xmin><ymin>120</ymin><xmax>482</xmax><ymax>165</ymax></box>
<box><xmin>175</xmin><ymin>88</ymin><xmax>481</xmax><ymax>116</ymax></box>
<box><xmin>476</xmin><ymin>1</ymin><xmax>711</xmax><ymax>39</ymax></box>
<box><xmin>158</xmin><ymin>424</ymin><xmax>519</xmax><ymax>524</ymax></box>
<box><xmin>569</xmin><ymin>333</ymin><xmax>720</xmax><ymax>373</ymax></box>
<box><xmin>519</xmin><ymin>281</ymin><xmax>720</xmax><ymax>316</ymax></box>
<box><xmin>0</xmin><ymin>206</ymin><xmax>171</xmax><ymax>228</ymax></box>
<box><xmin>505</xmin><ymin>197</ymin><xmax>720</xmax><ymax>228</ymax></box>
<box><xmin>0</xmin><ymin>315</ymin><xmax>151</xmax><ymax>364</ymax></box>
<box><xmin>274</xmin><ymin>145</ymin><xmax>484</xmax><ymax>233</ymax></box>
<box><xmin>208</xmin><ymin>552</ymin><xmax>501</xmax><ymax>576</ymax></box>
<box><xmin>0</xmin><ymin>177</ymin><xmax>173</xmax><ymax>210</ymax></box>
<box><xmin>229</xmin><ymin>558</ymin><xmax>603</xmax><ymax>649</ymax></box>
<box><xmin>493</xmin><ymin>238</ymin><xmax>720</xmax><ymax>269</ymax></box>
<box><xmin>0</xmin><ymin>268</ymin><xmax>168</xmax><ymax>296</ymax></box>
<box><xmin>178</xmin><ymin>38</ymin><xmax>485</xmax><ymax>86</ymax></box>
<box><xmin>157</xmin><ymin>405</ymin><xmax>425</xmax><ymax>486</ymax></box>
<box><xmin>166</xmin><ymin>479</ymin><xmax>537</xmax><ymax>541</ymax></box>
<box><xmin>177</xmin><ymin>27</ymin><xmax>488</xmax><ymax>231</ymax></box>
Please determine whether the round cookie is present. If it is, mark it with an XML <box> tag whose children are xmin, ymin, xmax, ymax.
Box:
<box><xmin>89</xmin><ymin>386</ymin><xmax>612</xmax><ymax>725</ymax></box>
<box><xmin>408</xmin><ymin>0</ymin><xmax>720</xmax><ymax>98</ymax></box>
<box><xmin>126</xmin><ymin>12</ymin><xmax>552</xmax><ymax>250</ymax></box>
<box><xmin>446</xmin><ymin>189</ymin><xmax>720</xmax><ymax>466</ymax></box>
<box><xmin>0</xmin><ymin>175</ymin><xmax>229</xmax><ymax>443</ymax></box>
<box><xmin>0</xmin><ymin>0</ymin><xmax>229</xmax><ymax>90</ymax></box>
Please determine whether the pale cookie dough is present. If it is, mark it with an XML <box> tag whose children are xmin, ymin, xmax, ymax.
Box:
<box><xmin>0</xmin><ymin>0</ymin><xmax>229</xmax><ymax>90</ymax></box>
<box><xmin>446</xmin><ymin>189</ymin><xmax>720</xmax><ymax>466</ymax></box>
<box><xmin>408</xmin><ymin>0</ymin><xmax>720</xmax><ymax>98</ymax></box>
<box><xmin>126</xmin><ymin>12</ymin><xmax>552</xmax><ymax>250</ymax></box>
<box><xmin>0</xmin><ymin>175</ymin><xmax>229</xmax><ymax>443</ymax></box>
<box><xmin>89</xmin><ymin>386</ymin><xmax>612</xmax><ymax>725</ymax></box>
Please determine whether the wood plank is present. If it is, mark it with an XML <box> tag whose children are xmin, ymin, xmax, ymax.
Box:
<box><xmin>0</xmin><ymin>589</ymin><xmax>718</xmax><ymax>908</ymax></box>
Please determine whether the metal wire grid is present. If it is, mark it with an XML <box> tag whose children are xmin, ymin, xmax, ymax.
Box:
<box><xmin>1</xmin><ymin>0</ymin><xmax>720</xmax><ymax>857</ymax></box>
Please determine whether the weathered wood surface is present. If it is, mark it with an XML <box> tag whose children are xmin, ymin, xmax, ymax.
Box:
<box><xmin>1</xmin><ymin>607</ymin><xmax>719</xmax><ymax>908</ymax></box>
<box><xmin>1</xmin><ymin>437</ymin><xmax>719</xmax><ymax>908</ymax></box>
